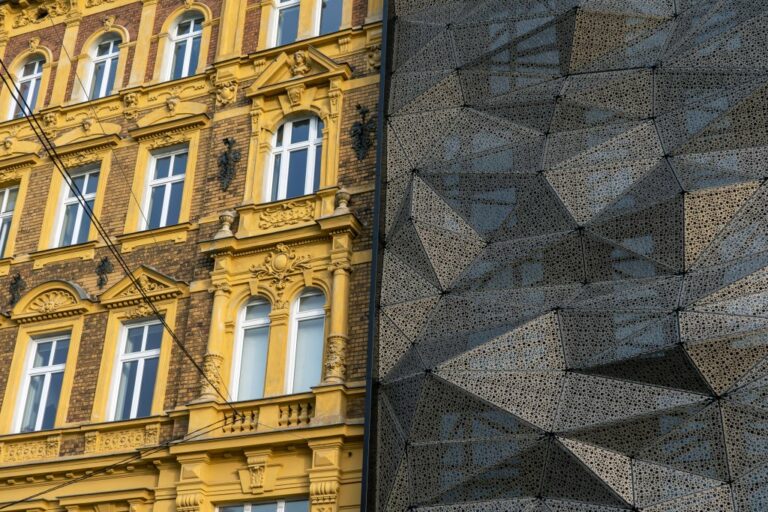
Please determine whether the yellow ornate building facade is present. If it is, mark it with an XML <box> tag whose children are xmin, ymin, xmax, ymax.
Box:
<box><xmin>0</xmin><ymin>0</ymin><xmax>381</xmax><ymax>510</ymax></box>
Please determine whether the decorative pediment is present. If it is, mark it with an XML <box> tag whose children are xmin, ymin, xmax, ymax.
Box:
<box><xmin>134</xmin><ymin>100</ymin><xmax>208</xmax><ymax>131</ymax></box>
<box><xmin>100</xmin><ymin>266</ymin><xmax>186</xmax><ymax>308</ymax></box>
<box><xmin>246</xmin><ymin>46</ymin><xmax>352</xmax><ymax>98</ymax></box>
<box><xmin>0</xmin><ymin>127</ymin><xmax>42</xmax><ymax>170</ymax></box>
<box><xmin>11</xmin><ymin>281</ymin><xmax>92</xmax><ymax>323</ymax></box>
<box><xmin>52</xmin><ymin>130</ymin><xmax>121</xmax><ymax>168</ymax></box>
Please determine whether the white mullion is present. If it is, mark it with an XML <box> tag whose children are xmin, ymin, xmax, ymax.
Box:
<box><xmin>34</xmin><ymin>371</ymin><xmax>52</xmax><ymax>431</ymax></box>
<box><xmin>71</xmin><ymin>198</ymin><xmax>84</xmax><ymax>245</ymax></box>
<box><xmin>182</xmin><ymin>34</ymin><xmax>193</xmax><ymax>77</ymax></box>
<box><xmin>305</xmin><ymin>123</ymin><xmax>317</xmax><ymax>195</ymax></box>
<box><xmin>276</xmin><ymin>501</ymin><xmax>286</xmax><ymax>512</ymax></box>
<box><xmin>98</xmin><ymin>58</ymin><xmax>109</xmax><ymax>98</ymax></box>
<box><xmin>160</xmin><ymin>182</ymin><xmax>172</xmax><ymax>227</ymax></box>
<box><xmin>0</xmin><ymin>188</ymin><xmax>8</xmax><ymax>212</ymax></box>
<box><xmin>130</xmin><ymin>357</ymin><xmax>145</xmax><ymax>419</ymax></box>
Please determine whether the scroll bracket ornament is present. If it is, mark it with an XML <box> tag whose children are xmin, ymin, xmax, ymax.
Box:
<box><xmin>250</xmin><ymin>244</ymin><xmax>311</xmax><ymax>303</ymax></box>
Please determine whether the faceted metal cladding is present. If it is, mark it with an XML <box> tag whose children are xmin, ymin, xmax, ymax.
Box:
<box><xmin>372</xmin><ymin>0</ymin><xmax>768</xmax><ymax>510</ymax></box>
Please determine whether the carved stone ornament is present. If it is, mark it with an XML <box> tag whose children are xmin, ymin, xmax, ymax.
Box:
<box><xmin>15</xmin><ymin>0</ymin><xmax>71</xmax><ymax>27</ymax></box>
<box><xmin>324</xmin><ymin>334</ymin><xmax>347</xmax><ymax>383</ymax></box>
<box><xmin>176</xmin><ymin>493</ymin><xmax>203</xmax><ymax>512</ymax></box>
<box><xmin>199</xmin><ymin>352</ymin><xmax>223</xmax><ymax>400</ymax></box>
<box><xmin>0</xmin><ymin>435</ymin><xmax>60</xmax><ymax>464</ymax></box>
<box><xmin>119</xmin><ymin>274</ymin><xmax>166</xmax><ymax>297</ymax></box>
<box><xmin>147</xmin><ymin>132</ymin><xmax>190</xmax><ymax>150</ymax></box>
<box><xmin>103</xmin><ymin>15</ymin><xmax>115</xmax><ymax>31</ymax></box>
<box><xmin>367</xmin><ymin>44</ymin><xmax>382</xmax><ymax>72</ymax></box>
<box><xmin>123</xmin><ymin>92</ymin><xmax>139</xmax><ymax>108</ymax></box>
<box><xmin>258</xmin><ymin>199</ymin><xmax>314</xmax><ymax>229</ymax></box>
<box><xmin>124</xmin><ymin>303</ymin><xmax>154</xmax><ymax>320</ymax></box>
<box><xmin>250</xmin><ymin>244</ymin><xmax>311</xmax><ymax>296</ymax></box>
<box><xmin>286</xmin><ymin>84</ymin><xmax>306</xmax><ymax>107</ymax></box>
<box><xmin>28</xmin><ymin>290</ymin><xmax>77</xmax><ymax>313</ymax></box>
<box><xmin>42</xmin><ymin>112</ymin><xmax>57</xmax><ymax>136</ymax></box>
<box><xmin>310</xmin><ymin>480</ymin><xmax>339</xmax><ymax>505</ymax></box>
<box><xmin>86</xmin><ymin>0</ymin><xmax>116</xmax><ymax>7</ymax></box>
<box><xmin>29</xmin><ymin>37</ymin><xmax>40</xmax><ymax>51</ymax></box>
<box><xmin>213</xmin><ymin>79</ymin><xmax>238</xmax><ymax>106</ymax></box>
<box><xmin>214</xmin><ymin>210</ymin><xmax>236</xmax><ymax>239</ymax></box>
<box><xmin>290</xmin><ymin>50</ymin><xmax>311</xmax><ymax>77</ymax></box>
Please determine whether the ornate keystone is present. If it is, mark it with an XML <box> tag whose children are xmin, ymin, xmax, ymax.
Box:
<box><xmin>214</xmin><ymin>210</ymin><xmax>236</xmax><ymax>239</ymax></box>
<box><xmin>250</xmin><ymin>244</ymin><xmax>311</xmax><ymax>298</ymax></box>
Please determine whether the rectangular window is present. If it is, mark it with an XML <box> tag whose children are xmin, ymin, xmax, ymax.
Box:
<box><xmin>55</xmin><ymin>168</ymin><xmax>99</xmax><ymax>247</ymax></box>
<box><xmin>234</xmin><ymin>300</ymin><xmax>271</xmax><ymax>401</ymax></box>
<box><xmin>112</xmin><ymin>321</ymin><xmax>162</xmax><ymax>421</ymax></box>
<box><xmin>17</xmin><ymin>334</ymin><xmax>70</xmax><ymax>432</ymax></box>
<box><xmin>12</xmin><ymin>59</ymin><xmax>44</xmax><ymax>119</ymax></box>
<box><xmin>171</xmin><ymin>17</ymin><xmax>203</xmax><ymax>80</ymax></box>
<box><xmin>319</xmin><ymin>0</ymin><xmax>343</xmax><ymax>35</ymax></box>
<box><xmin>0</xmin><ymin>186</ymin><xmax>18</xmax><ymax>257</ymax></box>
<box><xmin>219</xmin><ymin>500</ymin><xmax>309</xmax><ymax>512</ymax></box>
<box><xmin>144</xmin><ymin>147</ymin><xmax>187</xmax><ymax>230</ymax></box>
<box><xmin>275</xmin><ymin>0</ymin><xmax>300</xmax><ymax>47</ymax></box>
<box><xmin>89</xmin><ymin>38</ymin><xmax>121</xmax><ymax>99</ymax></box>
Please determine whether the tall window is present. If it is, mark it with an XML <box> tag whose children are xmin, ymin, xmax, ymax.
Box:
<box><xmin>233</xmin><ymin>299</ymin><xmax>271</xmax><ymax>401</ymax></box>
<box><xmin>0</xmin><ymin>186</ymin><xmax>18</xmax><ymax>257</ymax></box>
<box><xmin>273</xmin><ymin>0</ymin><xmax>300</xmax><ymax>47</ymax></box>
<box><xmin>16</xmin><ymin>334</ymin><xmax>70</xmax><ymax>432</ymax></box>
<box><xmin>144</xmin><ymin>147</ymin><xmax>187</xmax><ymax>230</ymax></box>
<box><xmin>55</xmin><ymin>168</ymin><xmax>99</xmax><ymax>247</ymax></box>
<box><xmin>12</xmin><ymin>57</ymin><xmax>44</xmax><ymax>119</ymax></box>
<box><xmin>268</xmin><ymin>117</ymin><xmax>323</xmax><ymax>202</ymax></box>
<box><xmin>112</xmin><ymin>321</ymin><xmax>162</xmax><ymax>421</ymax></box>
<box><xmin>89</xmin><ymin>37</ymin><xmax>121</xmax><ymax>100</ymax></box>
<box><xmin>220</xmin><ymin>500</ymin><xmax>309</xmax><ymax>512</ymax></box>
<box><xmin>287</xmin><ymin>289</ymin><xmax>325</xmax><ymax>394</ymax></box>
<box><xmin>170</xmin><ymin>14</ymin><xmax>203</xmax><ymax>80</ymax></box>
<box><xmin>318</xmin><ymin>0</ymin><xmax>343</xmax><ymax>35</ymax></box>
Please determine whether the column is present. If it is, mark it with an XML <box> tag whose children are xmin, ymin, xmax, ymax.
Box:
<box><xmin>199</xmin><ymin>281</ymin><xmax>231</xmax><ymax>401</ymax></box>
<box><xmin>324</xmin><ymin>259</ymin><xmax>350</xmax><ymax>384</ymax></box>
<box><xmin>127</xmin><ymin>0</ymin><xmax>158</xmax><ymax>87</ymax></box>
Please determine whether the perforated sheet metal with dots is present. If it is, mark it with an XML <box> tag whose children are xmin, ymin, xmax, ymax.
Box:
<box><xmin>372</xmin><ymin>1</ymin><xmax>768</xmax><ymax>510</ymax></box>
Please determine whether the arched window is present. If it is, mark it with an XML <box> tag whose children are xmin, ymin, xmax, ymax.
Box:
<box><xmin>268</xmin><ymin>116</ymin><xmax>323</xmax><ymax>202</ymax></box>
<box><xmin>287</xmin><ymin>288</ymin><xmax>325</xmax><ymax>394</ymax></box>
<box><xmin>11</xmin><ymin>56</ymin><xmax>44</xmax><ymax>119</ymax></box>
<box><xmin>233</xmin><ymin>298</ymin><xmax>271</xmax><ymax>401</ymax></box>
<box><xmin>169</xmin><ymin>13</ymin><xmax>204</xmax><ymax>80</ymax></box>
<box><xmin>89</xmin><ymin>36</ymin><xmax>121</xmax><ymax>100</ymax></box>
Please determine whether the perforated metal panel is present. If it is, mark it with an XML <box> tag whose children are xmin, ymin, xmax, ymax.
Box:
<box><xmin>372</xmin><ymin>1</ymin><xmax>768</xmax><ymax>510</ymax></box>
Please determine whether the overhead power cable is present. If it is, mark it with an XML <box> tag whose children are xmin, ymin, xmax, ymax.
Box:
<box><xmin>0</xmin><ymin>57</ymin><xmax>241</xmax><ymax>417</ymax></box>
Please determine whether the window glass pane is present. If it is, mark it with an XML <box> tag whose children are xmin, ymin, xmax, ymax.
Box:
<box><xmin>147</xmin><ymin>185</ymin><xmax>166</xmax><ymax>229</ymax></box>
<box><xmin>219</xmin><ymin>507</ymin><xmax>244</xmax><ymax>512</ymax></box>
<box><xmin>115</xmin><ymin>360</ymin><xmax>138</xmax><ymax>420</ymax></box>
<box><xmin>28</xmin><ymin>78</ymin><xmax>41</xmax><ymax>112</ymax></box>
<box><xmin>276</xmin><ymin>5</ymin><xmax>300</xmax><ymax>46</ymax></box>
<box><xmin>70</xmin><ymin>174</ymin><xmax>87</xmax><ymax>196</ymax></box>
<box><xmin>34</xmin><ymin>341</ymin><xmax>53</xmax><ymax>367</ymax></box>
<box><xmin>5</xmin><ymin>188</ymin><xmax>17</xmax><ymax>211</ymax></box>
<box><xmin>187</xmin><ymin>35</ymin><xmax>201</xmax><ymax>77</ymax></box>
<box><xmin>145</xmin><ymin>323</ymin><xmax>163</xmax><ymax>351</ymax></box>
<box><xmin>291</xmin><ymin>120</ymin><xmax>310</xmax><ymax>143</ymax></box>
<box><xmin>245</xmin><ymin>301</ymin><xmax>271</xmax><ymax>321</ymax></box>
<box><xmin>154</xmin><ymin>156</ymin><xmax>171</xmax><ymax>179</ymax></box>
<box><xmin>285</xmin><ymin>500</ymin><xmax>310</xmax><ymax>512</ymax></box>
<box><xmin>238</xmin><ymin>326</ymin><xmax>269</xmax><ymax>400</ymax></box>
<box><xmin>14</xmin><ymin>81</ymin><xmax>30</xmax><ymax>118</ymax></box>
<box><xmin>313</xmin><ymin>144</ymin><xmax>322</xmax><ymax>192</ymax></box>
<box><xmin>319</xmin><ymin>0</ymin><xmax>343</xmax><ymax>35</ymax></box>
<box><xmin>0</xmin><ymin>218</ymin><xmax>10</xmax><ymax>256</ymax></box>
<box><xmin>136</xmin><ymin>357</ymin><xmax>158</xmax><ymax>418</ymax></box>
<box><xmin>125</xmin><ymin>326</ymin><xmax>144</xmax><ymax>353</ymax></box>
<box><xmin>96</xmin><ymin>41</ymin><xmax>112</xmax><ymax>57</ymax></box>
<box><xmin>177</xmin><ymin>20</ymin><xmax>191</xmax><ymax>36</ymax></box>
<box><xmin>171</xmin><ymin>40</ymin><xmax>187</xmax><ymax>80</ymax></box>
<box><xmin>292</xmin><ymin>317</ymin><xmax>325</xmax><ymax>392</ymax></box>
<box><xmin>251</xmin><ymin>505</ymin><xmax>277</xmax><ymax>512</ymax></box>
<box><xmin>166</xmin><ymin>181</ymin><xmax>184</xmax><ymax>226</ymax></box>
<box><xmin>276</xmin><ymin>125</ymin><xmax>284</xmax><ymax>147</ymax></box>
<box><xmin>75</xmin><ymin>199</ymin><xmax>93</xmax><ymax>244</ymax></box>
<box><xmin>299</xmin><ymin>291</ymin><xmax>325</xmax><ymax>312</ymax></box>
<box><xmin>58</xmin><ymin>203</ymin><xmax>78</xmax><ymax>246</ymax></box>
<box><xmin>85</xmin><ymin>172</ymin><xmax>99</xmax><ymax>195</ymax></box>
<box><xmin>23</xmin><ymin>61</ymin><xmax>38</xmax><ymax>76</ymax></box>
<box><xmin>41</xmin><ymin>371</ymin><xmax>63</xmax><ymax>430</ymax></box>
<box><xmin>193</xmin><ymin>17</ymin><xmax>203</xmax><ymax>31</ymax></box>
<box><xmin>90</xmin><ymin>61</ymin><xmax>105</xmax><ymax>99</ymax></box>
<box><xmin>53</xmin><ymin>339</ymin><xmax>69</xmax><ymax>365</ymax></box>
<box><xmin>172</xmin><ymin>152</ymin><xmax>188</xmax><ymax>176</ymax></box>
<box><xmin>271</xmin><ymin>154</ymin><xmax>281</xmax><ymax>201</ymax></box>
<box><xmin>317</xmin><ymin>119</ymin><xmax>324</xmax><ymax>135</ymax></box>
<box><xmin>21</xmin><ymin>374</ymin><xmax>44</xmax><ymax>432</ymax></box>
<box><xmin>286</xmin><ymin>149</ymin><xmax>308</xmax><ymax>199</ymax></box>
<box><xmin>105</xmin><ymin>57</ymin><xmax>118</xmax><ymax>96</ymax></box>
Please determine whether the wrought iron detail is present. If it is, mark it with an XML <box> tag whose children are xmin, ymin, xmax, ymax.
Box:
<box><xmin>8</xmin><ymin>273</ymin><xmax>26</xmax><ymax>306</ymax></box>
<box><xmin>96</xmin><ymin>257</ymin><xmax>114</xmax><ymax>289</ymax></box>
<box><xmin>218</xmin><ymin>137</ymin><xmax>241</xmax><ymax>191</ymax></box>
<box><xmin>350</xmin><ymin>104</ymin><xmax>376</xmax><ymax>161</ymax></box>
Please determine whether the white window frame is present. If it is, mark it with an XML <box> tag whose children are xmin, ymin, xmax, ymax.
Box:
<box><xmin>87</xmin><ymin>36</ymin><xmax>121</xmax><ymax>100</ymax></box>
<box><xmin>14</xmin><ymin>334</ymin><xmax>70</xmax><ymax>433</ymax></box>
<box><xmin>266</xmin><ymin>117</ymin><xmax>323</xmax><ymax>202</ymax></box>
<box><xmin>167</xmin><ymin>14</ymin><xmax>204</xmax><ymax>80</ymax></box>
<box><xmin>231</xmin><ymin>298</ymin><xmax>271</xmax><ymax>401</ymax></box>
<box><xmin>142</xmin><ymin>146</ymin><xmax>188</xmax><ymax>231</ymax></box>
<box><xmin>285</xmin><ymin>289</ymin><xmax>326</xmax><ymax>394</ymax></box>
<box><xmin>271</xmin><ymin>0</ymin><xmax>301</xmax><ymax>48</ymax></box>
<box><xmin>10</xmin><ymin>57</ymin><xmax>44</xmax><ymax>119</ymax></box>
<box><xmin>0</xmin><ymin>186</ymin><xmax>18</xmax><ymax>257</ymax></box>
<box><xmin>52</xmin><ymin>167</ymin><xmax>99</xmax><ymax>248</ymax></box>
<box><xmin>108</xmin><ymin>319</ymin><xmax>162</xmax><ymax>421</ymax></box>
<box><xmin>216</xmin><ymin>500</ymin><xmax>308</xmax><ymax>512</ymax></box>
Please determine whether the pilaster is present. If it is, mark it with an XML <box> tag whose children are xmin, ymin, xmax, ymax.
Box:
<box><xmin>128</xmin><ymin>0</ymin><xmax>158</xmax><ymax>87</ymax></box>
<box><xmin>49</xmin><ymin>13</ymin><xmax>81</xmax><ymax>106</ymax></box>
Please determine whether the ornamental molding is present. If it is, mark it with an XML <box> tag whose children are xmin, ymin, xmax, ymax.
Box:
<box><xmin>11</xmin><ymin>280</ymin><xmax>91</xmax><ymax>323</ymax></box>
<box><xmin>100</xmin><ymin>266</ymin><xmax>186</xmax><ymax>308</ymax></box>
<box><xmin>0</xmin><ymin>435</ymin><xmax>60</xmax><ymax>464</ymax></box>
<box><xmin>130</xmin><ymin>112</ymin><xmax>209</xmax><ymax>144</ymax></box>
<box><xmin>249</xmin><ymin>244</ymin><xmax>311</xmax><ymax>299</ymax></box>
<box><xmin>84</xmin><ymin>424</ymin><xmax>159</xmax><ymax>454</ymax></box>
<box><xmin>309</xmin><ymin>480</ymin><xmax>339</xmax><ymax>505</ymax></box>
<box><xmin>257</xmin><ymin>199</ymin><xmax>315</xmax><ymax>230</ymax></box>
<box><xmin>13</xmin><ymin>0</ymin><xmax>71</xmax><ymax>27</ymax></box>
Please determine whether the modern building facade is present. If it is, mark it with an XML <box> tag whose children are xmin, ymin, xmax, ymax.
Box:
<box><xmin>370</xmin><ymin>0</ymin><xmax>768</xmax><ymax>511</ymax></box>
<box><xmin>0</xmin><ymin>0</ymin><xmax>381</xmax><ymax>511</ymax></box>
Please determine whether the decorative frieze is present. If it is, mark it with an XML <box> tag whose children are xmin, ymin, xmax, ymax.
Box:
<box><xmin>83</xmin><ymin>424</ymin><xmax>160</xmax><ymax>454</ymax></box>
<box><xmin>0</xmin><ymin>435</ymin><xmax>60</xmax><ymax>464</ymax></box>
<box><xmin>257</xmin><ymin>199</ymin><xmax>315</xmax><ymax>230</ymax></box>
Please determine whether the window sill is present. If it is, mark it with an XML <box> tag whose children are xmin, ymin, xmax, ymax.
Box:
<box><xmin>30</xmin><ymin>240</ymin><xmax>98</xmax><ymax>270</ymax></box>
<box><xmin>117</xmin><ymin>222</ymin><xmax>194</xmax><ymax>253</ymax></box>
